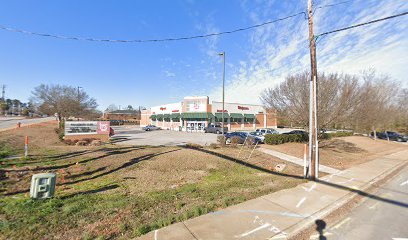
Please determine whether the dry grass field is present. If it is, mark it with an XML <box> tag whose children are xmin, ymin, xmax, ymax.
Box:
<box><xmin>0</xmin><ymin>123</ymin><xmax>305</xmax><ymax>240</ymax></box>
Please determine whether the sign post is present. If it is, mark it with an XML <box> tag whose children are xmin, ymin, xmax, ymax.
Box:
<box><xmin>24</xmin><ymin>136</ymin><xmax>29</xmax><ymax>158</ymax></box>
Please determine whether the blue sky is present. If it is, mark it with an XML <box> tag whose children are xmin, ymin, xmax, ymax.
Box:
<box><xmin>0</xmin><ymin>0</ymin><xmax>407</xmax><ymax>111</ymax></box>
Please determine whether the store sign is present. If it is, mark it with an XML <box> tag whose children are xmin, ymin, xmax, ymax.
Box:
<box><xmin>186</xmin><ymin>99</ymin><xmax>206</xmax><ymax>112</ymax></box>
<box><xmin>172</xmin><ymin>110</ymin><xmax>179</xmax><ymax>112</ymax></box>
<box><xmin>160</xmin><ymin>107</ymin><xmax>166</xmax><ymax>111</ymax></box>
<box><xmin>65</xmin><ymin>121</ymin><xmax>110</xmax><ymax>136</ymax></box>
<box><xmin>216</xmin><ymin>110</ymin><xmax>228</xmax><ymax>112</ymax></box>
<box><xmin>238</xmin><ymin>106</ymin><xmax>249</xmax><ymax>110</ymax></box>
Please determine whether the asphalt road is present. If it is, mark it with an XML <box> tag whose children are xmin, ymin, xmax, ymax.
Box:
<box><xmin>0</xmin><ymin>117</ymin><xmax>55</xmax><ymax>130</ymax></box>
<box><xmin>320</xmin><ymin>165</ymin><xmax>408</xmax><ymax>240</ymax></box>
<box><xmin>111</xmin><ymin>126</ymin><xmax>218</xmax><ymax>146</ymax></box>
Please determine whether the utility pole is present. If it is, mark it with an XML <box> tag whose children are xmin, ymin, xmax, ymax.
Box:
<box><xmin>219</xmin><ymin>52</ymin><xmax>226</xmax><ymax>135</ymax></box>
<box><xmin>1</xmin><ymin>85</ymin><xmax>5</xmax><ymax>101</ymax></box>
<box><xmin>308</xmin><ymin>0</ymin><xmax>319</xmax><ymax>180</ymax></box>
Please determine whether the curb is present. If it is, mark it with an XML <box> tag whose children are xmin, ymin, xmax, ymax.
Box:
<box><xmin>285</xmin><ymin>156</ymin><xmax>408</xmax><ymax>239</ymax></box>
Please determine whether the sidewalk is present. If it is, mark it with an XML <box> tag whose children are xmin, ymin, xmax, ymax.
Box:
<box><xmin>136</xmin><ymin>149</ymin><xmax>408</xmax><ymax>240</ymax></box>
<box><xmin>258</xmin><ymin>147</ymin><xmax>339</xmax><ymax>174</ymax></box>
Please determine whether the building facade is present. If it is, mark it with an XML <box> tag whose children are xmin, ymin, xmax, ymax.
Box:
<box><xmin>140</xmin><ymin>96</ymin><xmax>277</xmax><ymax>131</ymax></box>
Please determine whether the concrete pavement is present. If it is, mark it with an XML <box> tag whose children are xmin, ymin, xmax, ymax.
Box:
<box><xmin>136</xmin><ymin>149</ymin><xmax>408</xmax><ymax>240</ymax></box>
<box><xmin>258</xmin><ymin>147</ymin><xmax>339</xmax><ymax>174</ymax></box>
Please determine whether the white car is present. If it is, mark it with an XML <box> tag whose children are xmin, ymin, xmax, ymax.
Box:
<box><xmin>255</xmin><ymin>128</ymin><xmax>279</xmax><ymax>135</ymax></box>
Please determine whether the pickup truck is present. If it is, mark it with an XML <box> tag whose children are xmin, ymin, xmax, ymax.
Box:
<box><xmin>204</xmin><ymin>124</ymin><xmax>228</xmax><ymax>134</ymax></box>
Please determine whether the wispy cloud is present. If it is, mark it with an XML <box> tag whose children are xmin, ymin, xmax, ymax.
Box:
<box><xmin>209</xmin><ymin>0</ymin><xmax>408</xmax><ymax>104</ymax></box>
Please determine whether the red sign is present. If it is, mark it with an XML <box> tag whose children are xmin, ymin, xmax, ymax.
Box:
<box><xmin>160</xmin><ymin>107</ymin><xmax>166</xmax><ymax>111</ymax></box>
<box><xmin>97</xmin><ymin>121</ymin><xmax>110</xmax><ymax>134</ymax></box>
<box><xmin>216</xmin><ymin>110</ymin><xmax>228</xmax><ymax>112</ymax></box>
<box><xmin>172</xmin><ymin>110</ymin><xmax>179</xmax><ymax>112</ymax></box>
<box><xmin>238</xmin><ymin>106</ymin><xmax>249</xmax><ymax>110</ymax></box>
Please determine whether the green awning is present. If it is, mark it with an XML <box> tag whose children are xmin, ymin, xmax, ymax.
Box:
<box><xmin>171</xmin><ymin>113</ymin><xmax>180</xmax><ymax>118</ymax></box>
<box><xmin>244</xmin><ymin>114</ymin><xmax>256</xmax><ymax>119</ymax></box>
<box><xmin>156</xmin><ymin>114</ymin><xmax>163</xmax><ymax>120</ymax></box>
<box><xmin>230</xmin><ymin>113</ymin><xmax>244</xmax><ymax>119</ymax></box>
<box><xmin>163</xmin><ymin>114</ymin><xmax>171</xmax><ymax>119</ymax></box>
<box><xmin>215</xmin><ymin>112</ymin><xmax>230</xmax><ymax>118</ymax></box>
<box><xmin>150</xmin><ymin>114</ymin><xmax>156</xmax><ymax>120</ymax></box>
<box><xmin>182</xmin><ymin>112</ymin><xmax>214</xmax><ymax>119</ymax></box>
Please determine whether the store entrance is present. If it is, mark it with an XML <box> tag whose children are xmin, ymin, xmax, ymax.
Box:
<box><xmin>186</xmin><ymin>121</ymin><xmax>206</xmax><ymax>132</ymax></box>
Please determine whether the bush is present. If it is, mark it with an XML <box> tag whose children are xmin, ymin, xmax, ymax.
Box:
<box><xmin>264</xmin><ymin>134</ymin><xmax>308</xmax><ymax>145</ymax></box>
<box><xmin>209</xmin><ymin>143</ymin><xmax>218</xmax><ymax>149</ymax></box>
<box><xmin>185</xmin><ymin>143</ymin><xmax>203</xmax><ymax>149</ymax></box>
<box><xmin>329</xmin><ymin>132</ymin><xmax>353</xmax><ymax>138</ymax></box>
<box><xmin>217</xmin><ymin>136</ymin><xmax>226</xmax><ymax>147</ymax></box>
<box><xmin>230</xmin><ymin>136</ymin><xmax>241</xmax><ymax>146</ymax></box>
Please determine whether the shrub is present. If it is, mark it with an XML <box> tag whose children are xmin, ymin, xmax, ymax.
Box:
<box><xmin>329</xmin><ymin>132</ymin><xmax>353</xmax><ymax>138</ymax></box>
<box><xmin>230</xmin><ymin>136</ymin><xmax>241</xmax><ymax>146</ymax></box>
<box><xmin>185</xmin><ymin>143</ymin><xmax>203</xmax><ymax>149</ymax></box>
<box><xmin>217</xmin><ymin>136</ymin><xmax>226</xmax><ymax>147</ymax></box>
<box><xmin>264</xmin><ymin>134</ymin><xmax>308</xmax><ymax>145</ymax></box>
<box><xmin>209</xmin><ymin>143</ymin><xmax>218</xmax><ymax>149</ymax></box>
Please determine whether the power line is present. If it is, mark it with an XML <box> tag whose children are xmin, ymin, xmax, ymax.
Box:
<box><xmin>0</xmin><ymin>12</ymin><xmax>306</xmax><ymax>43</ymax></box>
<box><xmin>316</xmin><ymin>11</ymin><xmax>408</xmax><ymax>37</ymax></box>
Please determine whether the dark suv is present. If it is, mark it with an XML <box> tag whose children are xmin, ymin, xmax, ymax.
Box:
<box><xmin>224</xmin><ymin>132</ymin><xmax>262</xmax><ymax>144</ymax></box>
<box><xmin>372</xmin><ymin>131</ymin><xmax>408</xmax><ymax>142</ymax></box>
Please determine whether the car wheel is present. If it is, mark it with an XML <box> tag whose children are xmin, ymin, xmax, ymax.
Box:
<box><xmin>397</xmin><ymin>138</ymin><xmax>402</xmax><ymax>142</ymax></box>
<box><xmin>216</xmin><ymin>130</ymin><xmax>220</xmax><ymax>134</ymax></box>
<box><xmin>146</xmin><ymin>128</ymin><xmax>150</xmax><ymax>131</ymax></box>
<box><xmin>226</xmin><ymin>138</ymin><xmax>231</xmax><ymax>144</ymax></box>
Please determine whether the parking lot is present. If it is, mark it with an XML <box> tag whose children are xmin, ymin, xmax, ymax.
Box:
<box><xmin>111</xmin><ymin>126</ymin><xmax>219</xmax><ymax>146</ymax></box>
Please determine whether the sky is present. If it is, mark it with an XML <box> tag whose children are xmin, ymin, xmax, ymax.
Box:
<box><xmin>0</xmin><ymin>0</ymin><xmax>407</xmax><ymax>111</ymax></box>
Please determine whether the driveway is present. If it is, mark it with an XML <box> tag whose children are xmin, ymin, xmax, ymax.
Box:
<box><xmin>111</xmin><ymin>126</ymin><xmax>219</xmax><ymax>146</ymax></box>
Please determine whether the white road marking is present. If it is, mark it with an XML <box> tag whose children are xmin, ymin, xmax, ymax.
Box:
<box><xmin>302</xmin><ymin>183</ymin><xmax>316</xmax><ymax>192</ymax></box>
<box><xmin>296</xmin><ymin>197</ymin><xmax>307</xmax><ymax>208</ymax></box>
<box><xmin>400</xmin><ymin>180</ymin><xmax>408</xmax><ymax>186</ymax></box>
<box><xmin>154</xmin><ymin>230</ymin><xmax>158</xmax><ymax>240</ymax></box>
<box><xmin>238</xmin><ymin>223</ymin><xmax>271</xmax><ymax>238</ymax></box>
<box><xmin>368</xmin><ymin>202</ymin><xmax>380</xmax><ymax>210</ymax></box>
<box><xmin>392</xmin><ymin>238</ymin><xmax>408</xmax><ymax>240</ymax></box>
<box><xmin>333</xmin><ymin>217</ymin><xmax>351</xmax><ymax>229</ymax></box>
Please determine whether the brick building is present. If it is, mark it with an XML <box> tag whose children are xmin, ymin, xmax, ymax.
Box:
<box><xmin>140</xmin><ymin>96</ymin><xmax>276</xmax><ymax>132</ymax></box>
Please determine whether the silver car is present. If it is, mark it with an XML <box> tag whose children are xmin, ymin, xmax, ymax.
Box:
<box><xmin>142</xmin><ymin>125</ymin><xmax>161</xmax><ymax>131</ymax></box>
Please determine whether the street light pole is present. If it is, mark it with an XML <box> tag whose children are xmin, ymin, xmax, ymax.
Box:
<box><xmin>219</xmin><ymin>52</ymin><xmax>226</xmax><ymax>135</ymax></box>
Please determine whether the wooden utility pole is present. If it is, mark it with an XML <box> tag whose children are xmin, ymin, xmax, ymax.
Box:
<box><xmin>308</xmin><ymin>0</ymin><xmax>319</xmax><ymax>180</ymax></box>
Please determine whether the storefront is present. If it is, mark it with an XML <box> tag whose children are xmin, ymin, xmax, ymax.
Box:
<box><xmin>140</xmin><ymin>96</ymin><xmax>277</xmax><ymax>132</ymax></box>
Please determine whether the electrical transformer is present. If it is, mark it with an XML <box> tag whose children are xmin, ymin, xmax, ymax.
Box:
<box><xmin>30</xmin><ymin>173</ymin><xmax>56</xmax><ymax>199</ymax></box>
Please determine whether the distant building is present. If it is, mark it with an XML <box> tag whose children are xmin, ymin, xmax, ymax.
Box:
<box><xmin>103</xmin><ymin>109</ymin><xmax>140</xmax><ymax>121</ymax></box>
<box><xmin>140</xmin><ymin>96</ymin><xmax>277</xmax><ymax>132</ymax></box>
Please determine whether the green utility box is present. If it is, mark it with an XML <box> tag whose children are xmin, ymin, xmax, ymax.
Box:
<box><xmin>30</xmin><ymin>173</ymin><xmax>56</xmax><ymax>199</ymax></box>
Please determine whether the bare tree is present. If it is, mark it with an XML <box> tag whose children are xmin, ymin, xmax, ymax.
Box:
<box><xmin>352</xmin><ymin>70</ymin><xmax>398</xmax><ymax>137</ymax></box>
<box><xmin>31</xmin><ymin>84</ymin><xmax>98</xmax><ymax>121</ymax></box>
<box><xmin>261</xmin><ymin>71</ymin><xmax>361</xmax><ymax>128</ymax></box>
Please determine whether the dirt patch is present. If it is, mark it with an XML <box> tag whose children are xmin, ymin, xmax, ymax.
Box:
<box><xmin>262</xmin><ymin>136</ymin><xmax>407</xmax><ymax>170</ymax></box>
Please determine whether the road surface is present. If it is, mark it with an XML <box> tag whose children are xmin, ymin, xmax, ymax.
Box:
<box><xmin>0</xmin><ymin>117</ymin><xmax>55</xmax><ymax>130</ymax></box>
<box><xmin>321</xmin><ymin>165</ymin><xmax>408</xmax><ymax>240</ymax></box>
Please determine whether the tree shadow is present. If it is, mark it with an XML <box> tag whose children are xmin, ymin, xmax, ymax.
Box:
<box><xmin>186</xmin><ymin>147</ymin><xmax>408</xmax><ymax>209</ymax></box>
<box><xmin>60</xmin><ymin>184</ymin><xmax>120</xmax><ymax>199</ymax></box>
<box><xmin>61</xmin><ymin>149</ymin><xmax>180</xmax><ymax>185</ymax></box>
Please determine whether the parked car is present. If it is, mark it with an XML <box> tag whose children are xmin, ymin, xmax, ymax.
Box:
<box><xmin>255</xmin><ymin>128</ymin><xmax>279</xmax><ymax>135</ymax></box>
<box><xmin>224</xmin><ymin>132</ymin><xmax>262</xmax><ymax>145</ymax></box>
<box><xmin>282</xmin><ymin>130</ymin><xmax>308</xmax><ymax>136</ymax></box>
<box><xmin>204</xmin><ymin>124</ymin><xmax>228</xmax><ymax>134</ymax></box>
<box><xmin>142</xmin><ymin>125</ymin><xmax>161</xmax><ymax>131</ymax></box>
<box><xmin>371</xmin><ymin>131</ymin><xmax>408</xmax><ymax>142</ymax></box>
<box><xmin>249</xmin><ymin>131</ymin><xmax>265</xmax><ymax>143</ymax></box>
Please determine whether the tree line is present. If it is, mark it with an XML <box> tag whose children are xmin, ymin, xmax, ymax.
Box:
<box><xmin>261</xmin><ymin>69</ymin><xmax>408</xmax><ymax>135</ymax></box>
